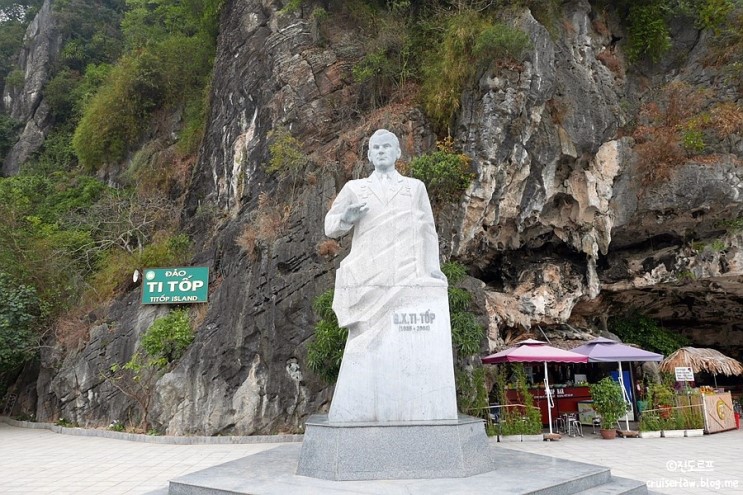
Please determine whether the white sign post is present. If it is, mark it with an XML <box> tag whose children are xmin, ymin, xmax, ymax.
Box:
<box><xmin>675</xmin><ymin>366</ymin><xmax>694</xmax><ymax>381</ymax></box>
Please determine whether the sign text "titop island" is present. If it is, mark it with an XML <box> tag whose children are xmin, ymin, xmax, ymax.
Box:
<box><xmin>141</xmin><ymin>267</ymin><xmax>209</xmax><ymax>304</ymax></box>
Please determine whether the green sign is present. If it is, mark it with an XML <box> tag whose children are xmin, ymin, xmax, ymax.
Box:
<box><xmin>141</xmin><ymin>267</ymin><xmax>209</xmax><ymax>304</ymax></box>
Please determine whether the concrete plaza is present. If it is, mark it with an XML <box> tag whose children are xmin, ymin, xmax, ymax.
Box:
<box><xmin>1</xmin><ymin>420</ymin><xmax>741</xmax><ymax>494</ymax></box>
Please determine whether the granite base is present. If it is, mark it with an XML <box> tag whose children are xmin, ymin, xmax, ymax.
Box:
<box><xmin>167</xmin><ymin>442</ymin><xmax>650</xmax><ymax>495</ymax></box>
<box><xmin>296</xmin><ymin>414</ymin><xmax>491</xmax><ymax>480</ymax></box>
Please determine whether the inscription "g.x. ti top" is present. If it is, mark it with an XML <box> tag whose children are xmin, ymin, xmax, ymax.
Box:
<box><xmin>393</xmin><ymin>310</ymin><xmax>435</xmax><ymax>331</ymax></box>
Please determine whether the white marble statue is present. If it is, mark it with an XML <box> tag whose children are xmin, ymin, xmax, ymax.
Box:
<box><xmin>324</xmin><ymin>129</ymin><xmax>458</xmax><ymax>423</ymax></box>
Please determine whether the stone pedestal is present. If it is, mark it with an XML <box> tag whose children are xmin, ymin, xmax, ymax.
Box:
<box><xmin>298</xmin><ymin>285</ymin><xmax>488</xmax><ymax>481</ymax></box>
<box><xmin>296</xmin><ymin>414</ymin><xmax>493</xmax><ymax>481</ymax></box>
<box><xmin>328</xmin><ymin>285</ymin><xmax>457</xmax><ymax>423</ymax></box>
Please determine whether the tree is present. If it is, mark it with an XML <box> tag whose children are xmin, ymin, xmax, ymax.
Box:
<box><xmin>105</xmin><ymin>353</ymin><xmax>162</xmax><ymax>431</ymax></box>
<box><xmin>104</xmin><ymin>309</ymin><xmax>194</xmax><ymax>430</ymax></box>
<box><xmin>0</xmin><ymin>272</ymin><xmax>42</xmax><ymax>372</ymax></box>
<box><xmin>0</xmin><ymin>174</ymin><xmax>98</xmax><ymax>309</ymax></box>
<box><xmin>66</xmin><ymin>189</ymin><xmax>176</xmax><ymax>264</ymax></box>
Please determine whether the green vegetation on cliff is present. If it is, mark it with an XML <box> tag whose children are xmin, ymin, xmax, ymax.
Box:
<box><xmin>73</xmin><ymin>0</ymin><xmax>222</xmax><ymax>169</ymax></box>
<box><xmin>0</xmin><ymin>0</ymin><xmax>222</xmax><ymax>378</ymax></box>
<box><xmin>609</xmin><ymin>314</ymin><xmax>690</xmax><ymax>356</ymax></box>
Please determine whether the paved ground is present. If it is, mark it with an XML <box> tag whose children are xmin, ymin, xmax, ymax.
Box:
<box><xmin>1</xmin><ymin>421</ymin><xmax>742</xmax><ymax>494</ymax></box>
<box><xmin>0</xmin><ymin>422</ymin><xmax>287</xmax><ymax>494</ymax></box>
<box><xmin>500</xmin><ymin>427</ymin><xmax>743</xmax><ymax>495</ymax></box>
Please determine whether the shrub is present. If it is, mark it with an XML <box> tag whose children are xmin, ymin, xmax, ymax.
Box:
<box><xmin>608</xmin><ymin>314</ymin><xmax>689</xmax><ymax>356</ymax></box>
<box><xmin>639</xmin><ymin>411</ymin><xmax>662</xmax><ymax>431</ymax></box>
<box><xmin>622</xmin><ymin>0</ymin><xmax>735</xmax><ymax>63</ymax></box>
<box><xmin>177</xmin><ymin>85</ymin><xmax>210</xmax><ymax>155</ymax></box>
<box><xmin>236</xmin><ymin>198</ymin><xmax>292</xmax><ymax>259</ymax></box>
<box><xmin>514</xmin><ymin>364</ymin><xmax>543</xmax><ymax>434</ymax></box>
<box><xmin>5</xmin><ymin>69</ymin><xmax>24</xmax><ymax>90</ymax></box>
<box><xmin>442</xmin><ymin>261</ymin><xmax>485</xmax><ymax>359</ymax></box>
<box><xmin>85</xmin><ymin>233</ymin><xmax>191</xmax><ymax>304</ymax></box>
<box><xmin>493</xmin><ymin>363</ymin><xmax>542</xmax><ymax>435</ymax></box>
<box><xmin>631</xmin><ymin>82</ymin><xmax>707</xmax><ymax>183</ymax></box>
<box><xmin>681</xmin><ymin>129</ymin><xmax>705</xmax><ymax>153</ymax></box>
<box><xmin>451</xmin><ymin>312</ymin><xmax>483</xmax><ymax>356</ymax></box>
<box><xmin>0</xmin><ymin>16</ymin><xmax>29</xmax><ymax>85</ymax></box>
<box><xmin>44</xmin><ymin>69</ymin><xmax>82</xmax><ymax>122</ymax></box>
<box><xmin>108</xmin><ymin>419</ymin><xmax>125</xmax><ymax>431</ymax></box>
<box><xmin>0</xmin><ymin>113</ymin><xmax>20</xmax><ymax>158</ymax></box>
<box><xmin>0</xmin><ymin>173</ymin><xmax>101</xmax><ymax>316</ymax></box>
<box><xmin>141</xmin><ymin>308</ymin><xmax>194</xmax><ymax>366</ymax></box>
<box><xmin>455</xmin><ymin>365</ymin><xmax>489</xmax><ymax>420</ymax></box>
<box><xmin>73</xmin><ymin>33</ymin><xmax>215</xmax><ymax>170</ymax></box>
<box><xmin>649</xmin><ymin>381</ymin><xmax>675</xmax><ymax>408</ymax></box>
<box><xmin>352</xmin><ymin>10</ymin><xmax>413</xmax><ymax>108</ymax></box>
<box><xmin>441</xmin><ymin>260</ymin><xmax>467</xmax><ymax>284</ymax></box>
<box><xmin>280</xmin><ymin>0</ymin><xmax>303</xmax><ymax>15</ymax></box>
<box><xmin>0</xmin><ymin>273</ymin><xmax>42</xmax><ymax>372</ymax></box>
<box><xmin>410</xmin><ymin>139</ymin><xmax>473</xmax><ymax>204</ymax></box>
<box><xmin>624</xmin><ymin>1</ymin><xmax>671</xmax><ymax>63</ymax></box>
<box><xmin>420</xmin><ymin>10</ymin><xmax>531</xmax><ymax>131</ymax></box>
<box><xmin>473</xmin><ymin>22</ymin><xmax>532</xmax><ymax>61</ymax></box>
<box><xmin>23</xmin><ymin>129</ymin><xmax>78</xmax><ymax>174</ymax></box>
<box><xmin>316</xmin><ymin>239</ymin><xmax>341</xmax><ymax>257</ymax></box>
<box><xmin>706</xmin><ymin>7</ymin><xmax>743</xmax><ymax>85</ymax></box>
<box><xmin>696</xmin><ymin>0</ymin><xmax>735</xmax><ymax>32</ymax></box>
<box><xmin>267</xmin><ymin>128</ymin><xmax>308</xmax><ymax>180</ymax></box>
<box><xmin>107</xmin><ymin>352</ymin><xmax>161</xmax><ymax>431</ymax></box>
<box><xmin>72</xmin><ymin>55</ymin><xmax>152</xmax><ymax>170</ymax></box>
<box><xmin>306</xmin><ymin>289</ymin><xmax>348</xmax><ymax>384</ymax></box>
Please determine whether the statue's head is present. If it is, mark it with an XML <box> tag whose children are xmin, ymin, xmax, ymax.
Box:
<box><xmin>367</xmin><ymin>129</ymin><xmax>401</xmax><ymax>172</ymax></box>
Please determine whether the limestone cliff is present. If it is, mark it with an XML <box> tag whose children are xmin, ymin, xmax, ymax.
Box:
<box><xmin>1</xmin><ymin>0</ymin><xmax>61</xmax><ymax>176</ymax></box>
<box><xmin>24</xmin><ymin>0</ymin><xmax>743</xmax><ymax>433</ymax></box>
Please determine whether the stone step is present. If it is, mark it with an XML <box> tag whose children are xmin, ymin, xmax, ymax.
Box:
<box><xmin>168</xmin><ymin>444</ymin><xmax>646</xmax><ymax>495</ymax></box>
<box><xmin>570</xmin><ymin>476</ymin><xmax>648</xmax><ymax>495</ymax></box>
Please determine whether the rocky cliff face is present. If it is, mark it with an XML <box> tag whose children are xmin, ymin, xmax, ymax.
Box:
<box><xmin>450</xmin><ymin>2</ymin><xmax>743</xmax><ymax>354</ymax></box>
<box><xmin>30</xmin><ymin>0</ymin><xmax>743</xmax><ymax>433</ymax></box>
<box><xmin>1</xmin><ymin>0</ymin><xmax>61</xmax><ymax>176</ymax></box>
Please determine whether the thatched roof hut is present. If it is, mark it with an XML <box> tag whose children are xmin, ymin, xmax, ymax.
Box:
<box><xmin>660</xmin><ymin>347</ymin><xmax>743</xmax><ymax>376</ymax></box>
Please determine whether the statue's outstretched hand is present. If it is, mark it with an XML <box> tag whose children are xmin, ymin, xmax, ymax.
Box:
<box><xmin>341</xmin><ymin>202</ymin><xmax>369</xmax><ymax>224</ymax></box>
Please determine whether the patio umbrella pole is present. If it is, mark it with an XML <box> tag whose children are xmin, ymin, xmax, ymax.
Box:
<box><xmin>618</xmin><ymin>361</ymin><xmax>630</xmax><ymax>431</ymax></box>
<box><xmin>544</xmin><ymin>362</ymin><xmax>554</xmax><ymax>434</ymax></box>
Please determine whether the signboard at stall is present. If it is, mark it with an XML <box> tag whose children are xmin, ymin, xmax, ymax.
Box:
<box><xmin>578</xmin><ymin>401</ymin><xmax>597</xmax><ymax>426</ymax></box>
<box><xmin>674</xmin><ymin>366</ymin><xmax>694</xmax><ymax>381</ymax></box>
<box><xmin>141</xmin><ymin>267</ymin><xmax>209</xmax><ymax>304</ymax></box>
<box><xmin>703</xmin><ymin>392</ymin><xmax>736</xmax><ymax>433</ymax></box>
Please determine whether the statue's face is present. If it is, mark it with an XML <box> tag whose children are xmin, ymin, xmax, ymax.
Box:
<box><xmin>368</xmin><ymin>133</ymin><xmax>400</xmax><ymax>172</ymax></box>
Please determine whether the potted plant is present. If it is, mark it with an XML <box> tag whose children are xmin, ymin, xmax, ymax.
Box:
<box><xmin>649</xmin><ymin>382</ymin><xmax>674</xmax><ymax>419</ymax></box>
<box><xmin>498</xmin><ymin>410</ymin><xmax>523</xmax><ymax>442</ymax></box>
<box><xmin>497</xmin><ymin>365</ymin><xmax>544</xmax><ymax>442</ymax></box>
<box><xmin>493</xmin><ymin>366</ymin><xmax>522</xmax><ymax>442</ymax></box>
<box><xmin>638</xmin><ymin>411</ymin><xmax>662</xmax><ymax>438</ymax></box>
<box><xmin>681</xmin><ymin>403</ymin><xmax>705</xmax><ymax>437</ymax></box>
<box><xmin>589</xmin><ymin>377</ymin><xmax>628</xmax><ymax>439</ymax></box>
<box><xmin>661</xmin><ymin>409</ymin><xmax>685</xmax><ymax>437</ymax></box>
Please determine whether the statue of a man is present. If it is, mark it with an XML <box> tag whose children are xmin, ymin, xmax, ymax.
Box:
<box><xmin>325</xmin><ymin>129</ymin><xmax>446</xmax><ymax>329</ymax></box>
<box><xmin>324</xmin><ymin>129</ymin><xmax>457</xmax><ymax>423</ymax></box>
